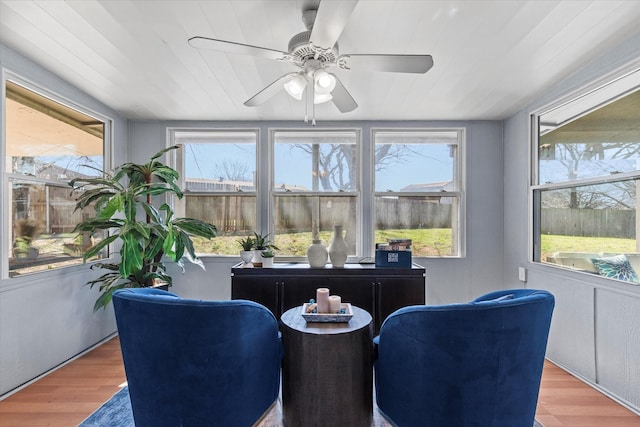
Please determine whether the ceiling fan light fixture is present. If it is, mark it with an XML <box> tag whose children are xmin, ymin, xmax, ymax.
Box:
<box><xmin>314</xmin><ymin>70</ymin><xmax>336</xmax><ymax>95</ymax></box>
<box><xmin>284</xmin><ymin>73</ymin><xmax>308</xmax><ymax>100</ymax></box>
<box><xmin>314</xmin><ymin>92</ymin><xmax>333</xmax><ymax>104</ymax></box>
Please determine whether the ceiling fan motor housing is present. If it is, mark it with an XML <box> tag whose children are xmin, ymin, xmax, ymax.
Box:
<box><xmin>288</xmin><ymin>30</ymin><xmax>339</xmax><ymax>66</ymax></box>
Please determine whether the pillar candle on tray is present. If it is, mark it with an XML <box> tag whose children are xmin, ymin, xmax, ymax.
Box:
<box><xmin>316</xmin><ymin>288</ymin><xmax>330</xmax><ymax>313</ymax></box>
<box><xmin>329</xmin><ymin>295</ymin><xmax>341</xmax><ymax>313</ymax></box>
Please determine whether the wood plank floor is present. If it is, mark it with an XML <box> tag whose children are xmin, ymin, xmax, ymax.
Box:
<box><xmin>0</xmin><ymin>336</ymin><xmax>638</xmax><ymax>426</ymax></box>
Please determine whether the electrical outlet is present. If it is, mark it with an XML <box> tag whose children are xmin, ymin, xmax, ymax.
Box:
<box><xmin>518</xmin><ymin>267</ymin><xmax>527</xmax><ymax>282</ymax></box>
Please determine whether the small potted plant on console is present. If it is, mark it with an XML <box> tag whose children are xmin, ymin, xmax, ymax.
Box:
<box><xmin>237</xmin><ymin>235</ymin><xmax>255</xmax><ymax>267</ymax></box>
<box><xmin>260</xmin><ymin>248</ymin><xmax>276</xmax><ymax>268</ymax></box>
<box><xmin>252</xmin><ymin>232</ymin><xmax>278</xmax><ymax>267</ymax></box>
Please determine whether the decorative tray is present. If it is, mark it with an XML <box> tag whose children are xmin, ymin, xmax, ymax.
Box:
<box><xmin>301</xmin><ymin>303</ymin><xmax>353</xmax><ymax>323</ymax></box>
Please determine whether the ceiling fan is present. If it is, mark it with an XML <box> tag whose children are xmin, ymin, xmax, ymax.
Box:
<box><xmin>188</xmin><ymin>0</ymin><xmax>433</xmax><ymax>115</ymax></box>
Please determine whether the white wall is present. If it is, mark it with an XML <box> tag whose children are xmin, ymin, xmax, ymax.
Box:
<box><xmin>0</xmin><ymin>44</ymin><xmax>128</xmax><ymax>396</ymax></box>
<box><xmin>503</xmin><ymin>32</ymin><xmax>640</xmax><ymax>413</ymax></box>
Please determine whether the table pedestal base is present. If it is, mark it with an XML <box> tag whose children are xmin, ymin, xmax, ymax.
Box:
<box><xmin>281</xmin><ymin>307</ymin><xmax>373</xmax><ymax>427</ymax></box>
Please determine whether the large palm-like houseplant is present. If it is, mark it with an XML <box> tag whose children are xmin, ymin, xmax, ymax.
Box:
<box><xmin>70</xmin><ymin>146</ymin><xmax>217</xmax><ymax>310</ymax></box>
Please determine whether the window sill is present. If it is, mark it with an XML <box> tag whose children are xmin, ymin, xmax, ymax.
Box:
<box><xmin>530</xmin><ymin>261</ymin><xmax>640</xmax><ymax>298</ymax></box>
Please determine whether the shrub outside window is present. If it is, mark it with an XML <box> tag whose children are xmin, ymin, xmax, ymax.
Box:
<box><xmin>532</xmin><ymin>75</ymin><xmax>640</xmax><ymax>284</ymax></box>
<box><xmin>5</xmin><ymin>80</ymin><xmax>108</xmax><ymax>278</ymax></box>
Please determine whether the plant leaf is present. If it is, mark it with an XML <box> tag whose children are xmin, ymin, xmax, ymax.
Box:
<box><xmin>173</xmin><ymin>217</ymin><xmax>217</xmax><ymax>238</ymax></box>
<box><xmin>83</xmin><ymin>234</ymin><xmax>119</xmax><ymax>260</ymax></box>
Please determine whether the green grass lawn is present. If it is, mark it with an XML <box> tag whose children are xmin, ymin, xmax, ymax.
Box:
<box><xmin>192</xmin><ymin>228</ymin><xmax>455</xmax><ymax>257</ymax></box>
<box><xmin>541</xmin><ymin>234</ymin><xmax>637</xmax><ymax>261</ymax></box>
<box><xmin>24</xmin><ymin>231</ymin><xmax>637</xmax><ymax>269</ymax></box>
<box><xmin>194</xmin><ymin>230</ymin><xmax>637</xmax><ymax>260</ymax></box>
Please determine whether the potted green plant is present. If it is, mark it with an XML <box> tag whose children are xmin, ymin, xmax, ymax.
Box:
<box><xmin>252</xmin><ymin>232</ymin><xmax>278</xmax><ymax>267</ymax></box>
<box><xmin>237</xmin><ymin>236</ymin><xmax>255</xmax><ymax>267</ymax></box>
<box><xmin>69</xmin><ymin>145</ymin><xmax>217</xmax><ymax>311</ymax></box>
<box><xmin>12</xmin><ymin>218</ymin><xmax>42</xmax><ymax>259</ymax></box>
<box><xmin>260</xmin><ymin>248</ymin><xmax>275</xmax><ymax>268</ymax></box>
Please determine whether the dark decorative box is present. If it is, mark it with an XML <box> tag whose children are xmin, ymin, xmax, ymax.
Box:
<box><xmin>375</xmin><ymin>250</ymin><xmax>412</xmax><ymax>268</ymax></box>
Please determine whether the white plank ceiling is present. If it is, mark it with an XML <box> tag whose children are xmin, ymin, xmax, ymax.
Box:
<box><xmin>1</xmin><ymin>0</ymin><xmax>639</xmax><ymax>122</ymax></box>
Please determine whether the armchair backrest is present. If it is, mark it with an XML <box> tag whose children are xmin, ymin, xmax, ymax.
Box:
<box><xmin>113</xmin><ymin>288</ymin><xmax>282</xmax><ymax>427</ymax></box>
<box><xmin>375</xmin><ymin>289</ymin><xmax>554</xmax><ymax>427</ymax></box>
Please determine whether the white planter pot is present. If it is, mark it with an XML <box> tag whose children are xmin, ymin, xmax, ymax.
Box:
<box><xmin>252</xmin><ymin>251</ymin><xmax>263</xmax><ymax>267</ymax></box>
<box><xmin>262</xmin><ymin>257</ymin><xmax>274</xmax><ymax>268</ymax></box>
<box><xmin>240</xmin><ymin>250</ymin><xmax>254</xmax><ymax>267</ymax></box>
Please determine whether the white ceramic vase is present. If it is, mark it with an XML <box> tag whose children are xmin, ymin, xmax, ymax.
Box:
<box><xmin>328</xmin><ymin>225</ymin><xmax>348</xmax><ymax>268</ymax></box>
<box><xmin>262</xmin><ymin>256</ymin><xmax>274</xmax><ymax>268</ymax></box>
<box><xmin>307</xmin><ymin>239</ymin><xmax>328</xmax><ymax>268</ymax></box>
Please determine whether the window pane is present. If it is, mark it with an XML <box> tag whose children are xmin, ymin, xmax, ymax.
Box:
<box><xmin>173</xmin><ymin>131</ymin><xmax>258</xmax><ymax>255</ymax></box>
<box><xmin>274</xmin><ymin>131</ymin><xmax>357</xmax><ymax>192</ymax></box>
<box><xmin>534</xmin><ymin>78</ymin><xmax>640</xmax><ymax>283</ymax></box>
<box><xmin>374</xmin><ymin>131</ymin><xmax>457</xmax><ymax>192</ymax></box>
<box><xmin>6</xmin><ymin>81</ymin><xmax>103</xmax><ymax>178</ymax></box>
<box><xmin>184</xmin><ymin>195</ymin><xmax>256</xmax><ymax>255</ymax></box>
<box><xmin>375</xmin><ymin>195</ymin><xmax>458</xmax><ymax>257</ymax></box>
<box><xmin>273</xmin><ymin>195</ymin><xmax>357</xmax><ymax>256</ymax></box>
<box><xmin>538</xmin><ymin>88</ymin><xmax>640</xmax><ymax>184</ymax></box>
<box><xmin>179</xmin><ymin>134</ymin><xmax>257</xmax><ymax>192</ymax></box>
<box><xmin>537</xmin><ymin>180</ymin><xmax>638</xmax><ymax>279</ymax></box>
<box><xmin>6</xmin><ymin>81</ymin><xmax>106</xmax><ymax>277</ymax></box>
<box><xmin>9</xmin><ymin>180</ymin><xmax>107</xmax><ymax>276</ymax></box>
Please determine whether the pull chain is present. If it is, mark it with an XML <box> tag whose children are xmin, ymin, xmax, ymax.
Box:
<box><xmin>304</xmin><ymin>85</ymin><xmax>309</xmax><ymax>123</ymax></box>
<box><xmin>312</xmin><ymin>95</ymin><xmax>316</xmax><ymax>127</ymax></box>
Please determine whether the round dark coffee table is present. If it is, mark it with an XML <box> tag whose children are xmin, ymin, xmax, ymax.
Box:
<box><xmin>280</xmin><ymin>305</ymin><xmax>373</xmax><ymax>427</ymax></box>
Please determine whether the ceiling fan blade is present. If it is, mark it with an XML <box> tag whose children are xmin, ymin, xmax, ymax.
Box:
<box><xmin>342</xmin><ymin>54</ymin><xmax>434</xmax><ymax>74</ymax></box>
<box><xmin>244</xmin><ymin>73</ymin><xmax>297</xmax><ymax>107</ymax></box>
<box><xmin>188</xmin><ymin>36</ymin><xmax>289</xmax><ymax>61</ymax></box>
<box><xmin>330</xmin><ymin>74</ymin><xmax>357</xmax><ymax>113</ymax></box>
<box><xmin>309</xmin><ymin>0</ymin><xmax>359</xmax><ymax>50</ymax></box>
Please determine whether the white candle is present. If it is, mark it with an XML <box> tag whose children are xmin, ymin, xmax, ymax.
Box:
<box><xmin>316</xmin><ymin>288</ymin><xmax>330</xmax><ymax>313</ymax></box>
<box><xmin>329</xmin><ymin>295</ymin><xmax>341</xmax><ymax>313</ymax></box>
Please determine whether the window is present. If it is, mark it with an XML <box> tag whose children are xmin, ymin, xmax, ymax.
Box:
<box><xmin>532</xmin><ymin>70</ymin><xmax>640</xmax><ymax>283</ymax></box>
<box><xmin>272</xmin><ymin>130</ymin><xmax>359</xmax><ymax>256</ymax></box>
<box><xmin>173</xmin><ymin>126</ymin><xmax>465</xmax><ymax>259</ymax></box>
<box><xmin>373</xmin><ymin>130</ymin><xmax>464</xmax><ymax>257</ymax></box>
<box><xmin>173</xmin><ymin>130</ymin><xmax>258</xmax><ymax>255</ymax></box>
<box><xmin>4</xmin><ymin>80</ymin><xmax>109</xmax><ymax>277</ymax></box>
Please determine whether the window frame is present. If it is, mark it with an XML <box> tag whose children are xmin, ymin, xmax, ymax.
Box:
<box><xmin>169</xmin><ymin>127</ymin><xmax>261</xmax><ymax>256</ymax></box>
<box><xmin>529</xmin><ymin>63</ymin><xmax>640</xmax><ymax>280</ymax></box>
<box><xmin>270</xmin><ymin>128</ymin><xmax>362</xmax><ymax>261</ymax></box>
<box><xmin>2</xmin><ymin>72</ymin><xmax>113</xmax><ymax>281</ymax></box>
<box><xmin>371</xmin><ymin>127</ymin><xmax>466</xmax><ymax>258</ymax></box>
<box><xmin>170</xmin><ymin>125</ymin><xmax>466</xmax><ymax>260</ymax></box>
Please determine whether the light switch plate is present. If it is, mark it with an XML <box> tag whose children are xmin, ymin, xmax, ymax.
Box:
<box><xmin>518</xmin><ymin>267</ymin><xmax>527</xmax><ymax>282</ymax></box>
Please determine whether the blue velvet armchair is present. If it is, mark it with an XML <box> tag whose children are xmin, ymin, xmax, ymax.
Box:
<box><xmin>374</xmin><ymin>289</ymin><xmax>555</xmax><ymax>427</ymax></box>
<box><xmin>112</xmin><ymin>288</ymin><xmax>282</xmax><ymax>427</ymax></box>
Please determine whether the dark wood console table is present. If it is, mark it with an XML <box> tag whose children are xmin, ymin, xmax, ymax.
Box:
<box><xmin>280</xmin><ymin>305</ymin><xmax>373</xmax><ymax>427</ymax></box>
<box><xmin>231</xmin><ymin>262</ymin><xmax>425</xmax><ymax>333</ymax></box>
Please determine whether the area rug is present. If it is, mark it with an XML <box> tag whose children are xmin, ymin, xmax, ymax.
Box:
<box><xmin>79</xmin><ymin>387</ymin><xmax>544</xmax><ymax>427</ymax></box>
<box><xmin>78</xmin><ymin>386</ymin><xmax>133</xmax><ymax>427</ymax></box>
